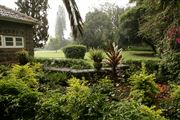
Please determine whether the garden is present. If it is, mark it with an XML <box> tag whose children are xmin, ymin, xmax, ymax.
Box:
<box><xmin>0</xmin><ymin>0</ymin><xmax>180</xmax><ymax>120</ymax></box>
<box><xmin>1</xmin><ymin>41</ymin><xmax>180</xmax><ymax>120</ymax></box>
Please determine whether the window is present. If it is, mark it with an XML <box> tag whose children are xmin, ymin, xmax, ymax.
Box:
<box><xmin>5</xmin><ymin>37</ymin><xmax>13</xmax><ymax>46</ymax></box>
<box><xmin>15</xmin><ymin>37</ymin><xmax>23</xmax><ymax>46</ymax></box>
<box><xmin>0</xmin><ymin>35</ymin><xmax>2</xmax><ymax>47</ymax></box>
<box><xmin>0</xmin><ymin>35</ymin><xmax>24</xmax><ymax>48</ymax></box>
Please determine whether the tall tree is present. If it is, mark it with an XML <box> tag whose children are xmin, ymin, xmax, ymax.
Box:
<box><xmin>79</xmin><ymin>3</ymin><xmax>124</xmax><ymax>49</ymax></box>
<box><xmin>79</xmin><ymin>9</ymin><xmax>113</xmax><ymax>49</ymax></box>
<box><xmin>118</xmin><ymin>6</ymin><xmax>156</xmax><ymax>50</ymax></box>
<box><xmin>16</xmin><ymin>0</ymin><xmax>49</xmax><ymax>48</ymax></box>
<box><xmin>46</xmin><ymin>37</ymin><xmax>61</xmax><ymax>52</ymax></box>
<box><xmin>55</xmin><ymin>5</ymin><xmax>66</xmax><ymax>41</ymax></box>
<box><xmin>101</xmin><ymin>3</ymin><xmax>125</xmax><ymax>43</ymax></box>
<box><xmin>134</xmin><ymin>0</ymin><xmax>180</xmax><ymax>53</ymax></box>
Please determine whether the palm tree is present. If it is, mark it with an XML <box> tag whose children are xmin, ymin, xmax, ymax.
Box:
<box><xmin>63</xmin><ymin>0</ymin><xmax>83</xmax><ymax>38</ymax></box>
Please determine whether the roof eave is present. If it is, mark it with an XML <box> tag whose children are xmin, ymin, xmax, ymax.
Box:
<box><xmin>0</xmin><ymin>16</ymin><xmax>38</xmax><ymax>25</ymax></box>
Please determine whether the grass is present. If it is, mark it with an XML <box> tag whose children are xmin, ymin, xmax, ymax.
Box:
<box><xmin>35</xmin><ymin>50</ymin><xmax>160</xmax><ymax>61</ymax></box>
<box><xmin>35</xmin><ymin>50</ymin><xmax>65</xmax><ymax>58</ymax></box>
<box><xmin>122</xmin><ymin>51</ymin><xmax>160</xmax><ymax>61</ymax></box>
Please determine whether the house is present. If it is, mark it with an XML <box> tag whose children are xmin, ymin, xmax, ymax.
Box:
<box><xmin>0</xmin><ymin>5</ymin><xmax>37</xmax><ymax>63</ymax></box>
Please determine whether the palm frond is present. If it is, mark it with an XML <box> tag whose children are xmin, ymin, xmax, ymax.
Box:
<box><xmin>63</xmin><ymin>0</ymin><xmax>83</xmax><ymax>38</ymax></box>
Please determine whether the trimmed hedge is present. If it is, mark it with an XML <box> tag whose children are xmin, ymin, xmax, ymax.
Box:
<box><xmin>123</xmin><ymin>59</ymin><xmax>160</xmax><ymax>74</ymax></box>
<box><xmin>35</xmin><ymin>58</ymin><xmax>93</xmax><ymax>69</ymax></box>
<box><xmin>63</xmin><ymin>45</ymin><xmax>86</xmax><ymax>59</ymax></box>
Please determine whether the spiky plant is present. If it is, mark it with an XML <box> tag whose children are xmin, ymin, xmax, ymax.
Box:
<box><xmin>106</xmin><ymin>42</ymin><xmax>122</xmax><ymax>81</ymax></box>
<box><xmin>89</xmin><ymin>49</ymin><xmax>105</xmax><ymax>63</ymax></box>
<box><xmin>89</xmin><ymin>49</ymin><xmax>105</xmax><ymax>71</ymax></box>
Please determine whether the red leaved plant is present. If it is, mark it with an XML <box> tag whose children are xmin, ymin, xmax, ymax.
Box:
<box><xmin>106</xmin><ymin>42</ymin><xmax>122</xmax><ymax>82</ymax></box>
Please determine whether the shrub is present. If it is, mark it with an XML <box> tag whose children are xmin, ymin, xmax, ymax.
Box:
<box><xmin>0</xmin><ymin>78</ymin><xmax>41</xmax><ymax>120</ymax></box>
<box><xmin>9</xmin><ymin>64</ymin><xmax>38</xmax><ymax>88</ymax></box>
<box><xmin>158</xmin><ymin>52</ymin><xmax>180</xmax><ymax>83</ymax></box>
<box><xmin>163</xmin><ymin>85</ymin><xmax>180</xmax><ymax>119</ymax></box>
<box><xmin>123</xmin><ymin>59</ymin><xmax>159</xmax><ymax>74</ymax></box>
<box><xmin>110</xmin><ymin>100</ymin><xmax>166</xmax><ymax>120</ymax></box>
<box><xmin>0</xmin><ymin>78</ymin><xmax>28</xmax><ymax>119</ymax></box>
<box><xmin>63</xmin><ymin>45</ymin><xmax>86</xmax><ymax>59</ymax></box>
<box><xmin>16</xmin><ymin>49</ymin><xmax>30</xmax><ymax>65</ymax></box>
<box><xmin>92</xmin><ymin>78</ymin><xmax>114</xmax><ymax>95</ymax></box>
<box><xmin>36</xmin><ymin>92</ymin><xmax>70</xmax><ymax>120</ymax></box>
<box><xmin>129</xmin><ymin>63</ymin><xmax>159</xmax><ymax>105</ymax></box>
<box><xmin>40</xmin><ymin>72</ymin><xmax>68</xmax><ymax>87</ymax></box>
<box><xmin>37</xmin><ymin>77</ymin><xmax>165</xmax><ymax>120</ymax></box>
<box><xmin>35</xmin><ymin>58</ymin><xmax>93</xmax><ymax>69</ymax></box>
<box><xmin>17</xmin><ymin>91</ymin><xmax>41</xmax><ymax>120</ymax></box>
<box><xmin>0</xmin><ymin>65</ymin><xmax>10</xmax><ymax>78</ymax></box>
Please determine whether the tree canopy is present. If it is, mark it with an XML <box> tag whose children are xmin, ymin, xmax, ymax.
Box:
<box><xmin>16</xmin><ymin>0</ymin><xmax>49</xmax><ymax>48</ymax></box>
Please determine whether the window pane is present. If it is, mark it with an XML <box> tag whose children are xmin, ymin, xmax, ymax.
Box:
<box><xmin>16</xmin><ymin>38</ymin><xmax>23</xmax><ymax>46</ymax></box>
<box><xmin>5</xmin><ymin>37</ymin><xmax>13</xmax><ymax>46</ymax></box>
<box><xmin>0</xmin><ymin>36</ymin><xmax>1</xmax><ymax>46</ymax></box>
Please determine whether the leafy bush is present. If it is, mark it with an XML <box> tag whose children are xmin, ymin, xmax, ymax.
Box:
<box><xmin>9</xmin><ymin>64</ymin><xmax>38</xmax><ymax>88</ymax></box>
<box><xmin>17</xmin><ymin>91</ymin><xmax>41</xmax><ymax>120</ymax></box>
<box><xmin>35</xmin><ymin>58</ymin><xmax>93</xmax><ymax>69</ymax></box>
<box><xmin>36</xmin><ymin>92</ymin><xmax>70</xmax><ymax>120</ymax></box>
<box><xmin>92</xmin><ymin>77</ymin><xmax>114</xmax><ymax>95</ymax></box>
<box><xmin>129</xmin><ymin>63</ymin><xmax>159</xmax><ymax>105</ymax></box>
<box><xmin>163</xmin><ymin>85</ymin><xmax>180</xmax><ymax>119</ymax></box>
<box><xmin>39</xmin><ymin>72</ymin><xmax>68</xmax><ymax>87</ymax></box>
<box><xmin>110</xmin><ymin>100</ymin><xmax>166</xmax><ymax>120</ymax></box>
<box><xmin>0</xmin><ymin>65</ymin><xmax>10</xmax><ymax>78</ymax></box>
<box><xmin>0</xmin><ymin>78</ymin><xmax>41</xmax><ymax>120</ymax></box>
<box><xmin>123</xmin><ymin>59</ymin><xmax>159</xmax><ymax>74</ymax></box>
<box><xmin>158</xmin><ymin>52</ymin><xmax>180</xmax><ymax>83</ymax></box>
<box><xmin>63</xmin><ymin>45</ymin><xmax>86</xmax><ymax>59</ymax></box>
<box><xmin>16</xmin><ymin>49</ymin><xmax>30</xmax><ymax>65</ymax></box>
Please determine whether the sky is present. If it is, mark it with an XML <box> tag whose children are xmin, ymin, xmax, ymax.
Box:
<box><xmin>0</xmin><ymin>0</ymin><xmax>130</xmax><ymax>38</ymax></box>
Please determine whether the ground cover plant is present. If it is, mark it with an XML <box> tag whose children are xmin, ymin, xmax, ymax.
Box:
<box><xmin>0</xmin><ymin>64</ymin><xmax>169</xmax><ymax>120</ymax></box>
<box><xmin>0</xmin><ymin>58</ymin><xmax>179</xmax><ymax>120</ymax></box>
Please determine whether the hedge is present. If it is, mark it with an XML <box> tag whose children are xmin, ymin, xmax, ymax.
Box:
<box><xmin>62</xmin><ymin>45</ymin><xmax>86</xmax><ymax>59</ymax></box>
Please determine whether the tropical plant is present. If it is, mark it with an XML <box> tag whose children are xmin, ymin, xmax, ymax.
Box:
<box><xmin>106</xmin><ymin>42</ymin><xmax>122</xmax><ymax>82</ymax></box>
<box><xmin>62</xmin><ymin>0</ymin><xmax>83</xmax><ymax>38</ymax></box>
<box><xmin>129</xmin><ymin>63</ymin><xmax>159</xmax><ymax>105</ymax></box>
<box><xmin>89</xmin><ymin>49</ymin><xmax>105</xmax><ymax>70</ymax></box>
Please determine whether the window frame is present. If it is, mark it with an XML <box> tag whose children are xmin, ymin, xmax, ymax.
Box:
<box><xmin>0</xmin><ymin>35</ymin><xmax>24</xmax><ymax>48</ymax></box>
<box><xmin>0</xmin><ymin>35</ymin><xmax>3</xmax><ymax>48</ymax></box>
<box><xmin>15</xmin><ymin>37</ymin><xmax>24</xmax><ymax>47</ymax></box>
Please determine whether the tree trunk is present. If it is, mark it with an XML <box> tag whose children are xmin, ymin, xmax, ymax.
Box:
<box><xmin>143</xmin><ymin>39</ymin><xmax>157</xmax><ymax>54</ymax></box>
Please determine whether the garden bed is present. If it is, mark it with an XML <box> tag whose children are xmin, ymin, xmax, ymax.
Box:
<box><xmin>44</xmin><ymin>64</ymin><xmax>129</xmax><ymax>80</ymax></box>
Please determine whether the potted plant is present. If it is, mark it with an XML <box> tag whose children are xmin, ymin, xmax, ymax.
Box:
<box><xmin>89</xmin><ymin>49</ymin><xmax>105</xmax><ymax>71</ymax></box>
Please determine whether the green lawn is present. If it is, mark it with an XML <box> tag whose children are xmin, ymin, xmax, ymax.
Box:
<box><xmin>122</xmin><ymin>51</ymin><xmax>160</xmax><ymax>61</ymax></box>
<box><xmin>35</xmin><ymin>50</ymin><xmax>65</xmax><ymax>58</ymax></box>
<box><xmin>35</xmin><ymin>50</ymin><xmax>160</xmax><ymax>61</ymax></box>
